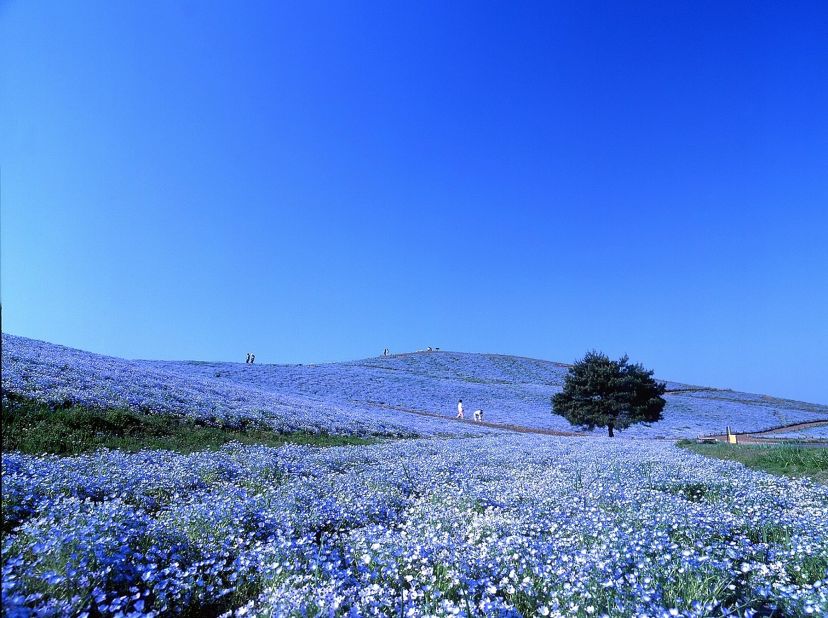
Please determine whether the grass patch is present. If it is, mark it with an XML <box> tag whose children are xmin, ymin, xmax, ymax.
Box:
<box><xmin>1</xmin><ymin>395</ymin><xmax>380</xmax><ymax>455</ymax></box>
<box><xmin>678</xmin><ymin>440</ymin><xmax>828</xmax><ymax>483</ymax></box>
<box><xmin>658</xmin><ymin>566</ymin><xmax>737</xmax><ymax>615</ymax></box>
<box><xmin>743</xmin><ymin>522</ymin><xmax>791</xmax><ymax>545</ymax></box>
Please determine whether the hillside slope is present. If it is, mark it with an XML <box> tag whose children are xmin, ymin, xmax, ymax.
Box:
<box><xmin>151</xmin><ymin>351</ymin><xmax>828</xmax><ymax>438</ymax></box>
<box><xmin>4</xmin><ymin>334</ymin><xmax>827</xmax><ymax>439</ymax></box>
<box><xmin>0</xmin><ymin>335</ymin><xmax>492</xmax><ymax>438</ymax></box>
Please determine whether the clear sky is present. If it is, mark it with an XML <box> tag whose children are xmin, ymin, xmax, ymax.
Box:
<box><xmin>1</xmin><ymin>1</ymin><xmax>826</xmax><ymax>403</ymax></box>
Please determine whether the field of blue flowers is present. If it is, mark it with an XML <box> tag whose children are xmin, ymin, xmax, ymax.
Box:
<box><xmin>3</xmin><ymin>436</ymin><xmax>827</xmax><ymax>617</ymax></box>
<box><xmin>0</xmin><ymin>335</ymin><xmax>492</xmax><ymax>439</ymax></box>
<box><xmin>4</xmin><ymin>334</ymin><xmax>827</xmax><ymax>439</ymax></box>
<box><xmin>3</xmin><ymin>334</ymin><xmax>828</xmax><ymax>616</ymax></box>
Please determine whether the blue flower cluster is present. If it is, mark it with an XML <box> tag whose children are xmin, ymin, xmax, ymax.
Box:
<box><xmin>3</xmin><ymin>437</ymin><xmax>827</xmax><ymax>617</ymax></box>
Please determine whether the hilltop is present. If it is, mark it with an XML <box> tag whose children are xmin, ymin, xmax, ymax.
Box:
<box><xmin>3</xmin><ymin>333</ymin><xmax>826</xmax><ymax>439</ymax></box>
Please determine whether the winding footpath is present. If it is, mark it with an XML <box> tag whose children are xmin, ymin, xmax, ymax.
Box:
<box><xmin>701</xmin><ymin>419</ymin><xmax>828</xmax><ymax>444</ymax></box>
<box><xmin>365</xmin><ymin>401</ymin><xmax>585</xmax><ymax>436</ymax></box>
<box><xmin>365</xmin><ymin>400</ymin><xmax>828</xmax><ymax>442</ymax></box>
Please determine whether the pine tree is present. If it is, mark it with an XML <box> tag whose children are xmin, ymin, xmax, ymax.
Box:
<box><xmin>552</xmin><ymin>351</ymin><xmax>666</xmax><ymax>437</ymax></box>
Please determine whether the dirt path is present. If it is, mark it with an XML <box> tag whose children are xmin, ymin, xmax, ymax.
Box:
<box><xmin>701</xmin><ymin>419</ymin><xmax>828</xmax><ymax>444</ymax></box>
<box><xmin>365</xmin><ymin>401</ymin><xmax>585</xmax><ymax>437</ymax></box>
<box><xmin>748</xmin><ymin>419</ymin><xmax>828</xmax><ymax>435</ymax></box>
<box><xmin>368</xmin><ymin>400</ymin><xmax>828</xmax><ymax>442</ymax></box>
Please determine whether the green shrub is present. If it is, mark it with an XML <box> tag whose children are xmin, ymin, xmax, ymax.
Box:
<box><xmin>2</xmin><ymin>396</ymin><xmax>380</xmax><ymax>455</ymax></box>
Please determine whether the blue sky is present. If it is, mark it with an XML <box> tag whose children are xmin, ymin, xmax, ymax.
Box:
<box><xmin>2</xmin><ymin>1</ymin><xmax>826</xmax><ymax>403</ymax></box>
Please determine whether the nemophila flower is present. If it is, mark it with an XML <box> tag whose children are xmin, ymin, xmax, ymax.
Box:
<box><xmin>7</xmin><ymin>435</ymin><xmax>825</xmax><ymax>616</ymax></box>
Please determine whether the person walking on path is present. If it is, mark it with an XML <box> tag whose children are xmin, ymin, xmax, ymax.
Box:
<box><xmin>456</xmin><ymin>399</ymin><xmax>464</xmax><ymax>419</ymax></box>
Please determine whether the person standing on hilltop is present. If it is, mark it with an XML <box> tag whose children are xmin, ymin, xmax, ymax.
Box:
<box><xmin>246</xmin><ymin>353</ymin><xmax>251</xmax><ymax>364</ymax></box>
<box><xmin>250</xmin><ymin>354</ymin><xmax>255</xmax><ymax>364</ymax></box>
<box><xmin>456</xmin><ymin>399</ymin><xmax>464</xmax><ymax>419</ymax></box>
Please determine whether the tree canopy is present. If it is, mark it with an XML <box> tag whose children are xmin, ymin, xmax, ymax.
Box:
<box><xmin>552</xmin><ymin>351</ymin><xmax>666</xmax><ymax>437</ymax></box>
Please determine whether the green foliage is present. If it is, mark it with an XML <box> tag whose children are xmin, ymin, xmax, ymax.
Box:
<box><xmin>551</xmin><ymin>351</ymin><xmax>666</xmax><ymax>437</ymax></box>
<box><xmin>658</xmin><ymin>566</ymin><xmax>736</xmax><ymax>614</ymax></box>
<box><xmin>788</xmin><ymin>552</ymin><xmax>828</xmax><ymax>586</ymax></box>
<box><xmin>744</xmin><ymin>522</ymin><xmax>791</xmax><ymax>545</ymax></box>
<box><xmin>1</xmin><ymin>396</ymin><xmax>380</xmax><ymax>455</ymax></box>
<box><xmin>678</xmin><ymin>441</ymin><xmax>828</xmax><ymax>483</ymax></box>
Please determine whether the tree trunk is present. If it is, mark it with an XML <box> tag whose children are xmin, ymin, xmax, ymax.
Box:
<box><xmin>607</xmin><ymin>424</ymin><xmax>614</xmax><ymax>437</ymax></box>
